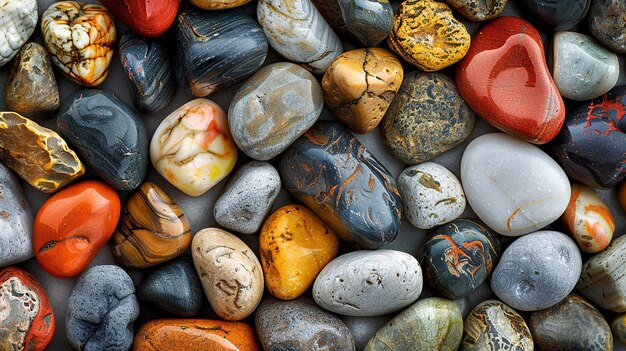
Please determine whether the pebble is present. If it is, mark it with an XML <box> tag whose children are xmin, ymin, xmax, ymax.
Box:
<box><xmin>322</xmin><ymin>48</ymin><xmax>403</xmax><ymax>134</ymax></box>
<box><xmin>530</xmin><ymin>294</ymin><xmax>612</xmax><ymax>351</ymax></box>
<box><xmin>0</xmin><ymin>0</ymin><xmax>37</xmax><ymax>66</ymax></box>
<box><xmin>175</xmin><ymin>7</ymin><xmax>267</xmax><ymax>97</ymax></box>
<box><xmin>214</xmin><ymin>161</ymin><xmax>281</xmax><ymax>234</ymax></box>
<box><xmin>588</xmin><ymin>0</ymin><xmax>626</xmax><ymax>54</ymax></box>
<box><xmin>519</xmin><ymin>0</ymin><xmax>590</xmax><ymax>30</ymax></box>
<box><xmin>0</xmin><ymin>266</ymin><xmax>55</xmax><ymax>351</ymax></box>
<box><xmin>137</xmin><ymin>257</ymin><xmax>203</xmax><ymax>317</ymax></box>
<box><xmin>443</xmin><ymin>0</ymin><xmax>507</xmax><ymax>21</ymax></box>
<box><xmin>338</xmin><ymin>0</ymin><xmax>393</xmax><ymax>46</ymax></box>
<box><xmin>0</xmin><ymin>111</ymin><xmax>84</xmax><ymax>193</ymax></box>
<box><xmin>260</xmin><ymin>204</ymin><xmax>339</xmax><ymax>300</ymax></box>
<box><xmin>456</xmin><ymin>16</ymin><xmax>565</xmax><ymax>144</ymax></box>
<box><xmin>0</xmin><ymin>163</ymin><xmax>33</xmax><ymax>267</ymax></box>
<box><xmin>310</xmin><ymin>0</ymin><xmax>353</xmax><ymax>38</ymax></box>
<box><xmin>58</xmin><ymin>89</ymin><xmax>148</xmax><ymax>191</ymax></box>
<box><xmin>461</xmin><ymin>133</ymin><xmax>571</xmax><ymax>236</ymax></box>
<box><xmin>364</xmin><ymin>297</ymin><xmax>463</xmax><ymax>350</ymax></box>
<box><xmin>41</xmin><ymin>2</ymin><xmax>116</xmax><ymax>86</ymax></box>
<box><xmin>490</xmin><ymin>230</ymin><xmax>582</xmax><ymax>311</ymax></box>
<box><xmin>150</xmin><ymin>99</ymin><xmax>238</xmax><ymax>197</ymax></box>
<box><xmin>257</xmin><ymin>0</ymin><xmax>343</xmax><ymax>74</ymax></box>
<box><xmin>5</xmin><ymin>42</ymin><xmax>60</xmax><ymax>117</ymax></box>
<box><xmin>112</xmin><ymin>182</ymin><xmax>192</xmax><ymax>268</ymax></box>
<box><xmin>192</xmin><ymin>228</ymin><xmax>263</xmax><ymax>321</ymax></box>
<box><xmin>189</xmin><ymin>0</ymin><xmax>252</xmax><ymax>9</ymax></box>
<box><xmin>419</xmin><ymin>218</ymin><xmax>500</xmax><ymax>299</ymax></box>
<box><xmin>619</xmin><ymin>182</ymin><xmax>626</xmax><ymax>212</ymax></box>
<box><xmin>255</xmin><ymin>297</ymin><xmax>355</xmax><ymax>351</ymax></box>
<box><xmin>388</xmin><ymin>0</ymin><xmax>470</xmax><ymax>71</ymax></box>
<box><xmin>66</xmin><ymin>265</ymin><xmax>139</xmax><ymax>351</ymax></box>
<box><xmin>382</xmin><ymin>71</ymin><xmax>476</xmax><ymax>164</ymax></box>
<box><xmin>398</xmin><ymin>162</ymin><xmax>466</xmax><ymax>230</ymax></box>
<box><xmin>280</xmin><ymin>121</ymin><xmax>402</xmax><ymax>248</ymax></box>
<box><xmin>33</xmin><ymin>180</ymin><xmax>121</xmax><ymax>278</ymax></box>
<box><xmin>461</xmin><ymin>300</ymin><xmax>533</xmax><ymax>351</ymax></box>
<box><xmin>561</xmin><ymin>183</ymin><xmax>614</xmax><ymax>253</ymax></box>
<box><xmin>229</xmin><ymin>62</ymin><xmax>323</xmax><ymax>160</ymax></box>
<box><xmin>612</xmin><ymin>314</ymin><xmax>626</xmax><ymax>345</ymax></box>
<box><xmin>312</xmin><ymin>249</ymin><xmax>422</xmax><ymax>316</ymax></box>
<box><xmin>100</xmin><ymin>0</ymin><xmax>179</xmax><ymax>38</ymax></box>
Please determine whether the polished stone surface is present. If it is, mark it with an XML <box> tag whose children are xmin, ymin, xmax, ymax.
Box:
<box><xmin>100</xmin><ymin>0</ymin><xmax>179</xmax><ymax>38</ymax></box>
<box><xmin>0</xmin><ymin>163</ymin><xmax>33</xmax><ymax>267</ymax></box>
<box><xmin>520</xmin><ymin>0</ymin><xmax>590</xmax><ymax>30</ymax></box>
<box><xmin>338</xmin><ymin>0</ymin><xmax>393</xmax><ymax>46</ymax></box>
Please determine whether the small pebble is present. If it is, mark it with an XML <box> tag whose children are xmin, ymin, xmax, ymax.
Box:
<box><xmin>611</xmin><ymin>314</ymin><xmax>626</xmax><ymax>346</ymax></box>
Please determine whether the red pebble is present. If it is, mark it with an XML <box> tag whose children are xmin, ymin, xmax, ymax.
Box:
<box><xmin>100</xmin><ymin>0</ymin><xmax>180</xmax><ymax>38</ymax></box>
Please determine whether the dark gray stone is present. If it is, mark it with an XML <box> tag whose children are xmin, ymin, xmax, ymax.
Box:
<box><xmin>588</xmin><ymin>0</ymin><xmax>626</xmax><ymax>54</ymax></box>
<box><xmin>338</xmin><ymin>0</ymin><xmax>393</xmax><ymax>46</ymax></box>
<box><xmin>520</xmin><ymin>0</ymin><xmax>590</xmax><ymax>30</ymax></box>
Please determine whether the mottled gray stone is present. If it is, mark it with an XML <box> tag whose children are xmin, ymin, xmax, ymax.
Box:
<box><xmin>0</xmin><ymin>162</ymin><xmax>33</xmax><ymax>267</ymax></box>
<box><xmin>588</xmin><ymin>0</ymin><xmax>626</xmax><ymax>54</ymax></box>
<box><xmin>338</xmin><ymin>0</ymin><xmax>393</xmax><ymax>46</ymax></box>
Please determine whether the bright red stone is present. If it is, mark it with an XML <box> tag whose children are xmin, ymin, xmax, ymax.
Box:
<box><xmin>456</xmin><ymin>16</ymin><xmax>565</xmax><ymax>144</ymax></box>
<box><xmin>33</xmin><ymin>180</ymin><xmax>121</xmax><ymax>278</ymax></box>
<box><xmin>100</xmin><ymin>0</ymin><xmax>180</xmax><ymax>38</ymax></box>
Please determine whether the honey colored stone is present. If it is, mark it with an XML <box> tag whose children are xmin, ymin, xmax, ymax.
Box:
<box><xmin>260</xmin><ymin>204</ymin><xmax>339</xmax><ymax>300</ymax></box>
<box><xmin>189</xmin><ymin>0</ymin><xmax>252</xmax><ymax>9</ymax></box>
<box><xmin>0</xmin><ymin>111</ymin><xmax>84</xmax><ymax>193</ymax></box>
<box><xmin>387</xmin><ymin>0</ymin><xmax>470</xmax><ymax>71</ymax></box>
<box><xmin>322</xmin><ymin>48</ymin><xmax>403</xmax><ymax>134</ymax></box>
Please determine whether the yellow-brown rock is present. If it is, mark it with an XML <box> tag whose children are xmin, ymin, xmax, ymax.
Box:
<box><xmin>322</xmin><ymin>48</ymin><xmax>403</xmax><ymax>134</ymax></box>
<box><xmin>189</xmin><ymin>0</ymin><xmax>251</xmax><ymax>10</ymax></box>
<box><xmin>260</xmin><ymin>204</ymin><xmax>339</xmax><ymax>300</ymax></box>
<box><xmin>388</xmin><ymin>0</ymin><xmax>470</xmax><ymax>71</ymax></box>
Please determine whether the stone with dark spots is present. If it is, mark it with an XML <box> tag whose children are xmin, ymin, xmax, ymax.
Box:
<box><xmin>588</xmin><ymin>0</ymin><xmax>626</xmax><ymax>54</ymax></box>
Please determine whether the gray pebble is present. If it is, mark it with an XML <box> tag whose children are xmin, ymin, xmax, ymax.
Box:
<box><xmin>338</xmin><ymin>0</ymin><xmax>393</xmax><ymax>46</ymax></box>
<box><xmin>0</xmin><ymin>162</ymin><xmax>33</xmax><ymax>267</ymax></box>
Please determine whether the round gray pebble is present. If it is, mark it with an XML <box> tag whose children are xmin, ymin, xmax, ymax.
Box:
<box><xmin>0</xmin><ymin>162</ymin><xmax>33</xmax><ymax>267</ymax></box>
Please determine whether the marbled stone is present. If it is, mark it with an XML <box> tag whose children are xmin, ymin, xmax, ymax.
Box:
<box><xmin>322</xmin><ymin>48</ymin><xmax>403</xmax><ymax>134</ymax></box>
<box><xmin>150</xmin><ymin>99</ymin><xmax>238</xmax><ymax>197</ymax></box>
<box><xmin>41</xmin><ymin>2</ymin><xmax>116</xmax><ymax>86</ymax></box>
<box><xmin>364</xmin><ymin>297</ymin><xmax>463</xmax><ymax>351</ymax></box>
<box><xmin>461</xmin><ymin>133</ymin><xmax>571</xmax><ymax>236</ymax></box>
<box><xmin>310</xmin><ymin>0</ymin><xmax>353</xmax><ymax>38</ymax></box>
<box><xmin>229</xmin><ymin>62</ymin><xmax>323</xmax><ymax>160</ymax></box>
<box><xmin>0</xmin><ymin>111</ymin><xmax>84</xmax><ymax>193</ymax></box>
<box><xmin>57</xmin><ymin>89</ymin><xmax>148</xmax><ymax>191</ymax></box>
<box><xmin>255</xmin><ymin>297</ymin><xmax>355</xmax><ymax>351</ymax></box>
<box><xmin>419</xmin><ymin>218</ymin><xmax>500</xmax><ymax>300</ymax></box>
<box><xmin>338</xmin><ymin>0</ymin><xmax>393</xmax><ymax>46</ymax></box>
<box><xmin>5</xmin><ymin>43</ymin><xmax>60</xmax><ymax>117</ymax></box>
<box><xmin>313</xmin><ymin>250</ymin><xmax>422</xmax><ymax>316</ymax></box>
<box><xmin>175</xmin><ymin>8</ymin><xmax>267</xmax><ymax>97</ymax></box>
<box><xmin>279</xmin><ymin>121</ymin><xmax>402</xmax><ymax>248</ymax></box>
<box><xmin>382</xmin><ymin>71</ymin><xmax>475</xmax><ymax>164</ymax></box>
<box><xmin>388</xmin><ymin>0</ymin><xmax>470</xmax><ymax>71</ymax></box>
<box><xmin>100</xmin><ymin>0</ymin><xmax>179</xmax><ymax>38</ymax></box>
<box><xmin>66</xmin><ymin>265</ymin><xmax>139</xmax><ymax>351</ymax></box>
<box><xmin>491</xmin><ymin>230</ymin><xmax>582</xmax><ymax>311</ymax></box>
<box><xmin>456</xmin><ymin>16</ymin><xmax>565</xmax><ymax>144</ymax></box>
<box><xmin>612</xmin><ymin>314</ymin><xmax>626</xmax><ymax>346</ymax></box>
<box><xmin>189</xmin><ymin>0</ymin><xmax>252</xmax><ymax>9</ymax></box>
<box><xmin>0</xmin><ymin>163</ymin><xmax>33</xmax><ymax>267</ymax></box>
<box><xmin>398</xmin><ymin>162</ymin><xmax>466</xmax><ymax>230</ymax></box>
<box><xmin>214</xmin><ymin>161</ymin><xmax>281</xmax><ymax>234</ymax></box>
<box><xmin>443</xmin><ymin>0</ymin><xmax>507</xmax><ymax>21</ymax></box>
<box><xmin>589</xmin><ymin>0</ymin><xmax>626</xmax><ymax>54</ymax></box>
<box><xmin>258</xmin><ymin>0</ymin><xmax>343</xmax><ymax>74</ymax></box>
<box><xmin>520</xmin><ymin>0</ymin><xmax>590</xmax><ymax>30</ymax></box>
<box><xmin>0</xmin><ymin>0</ymin><xmax>37</xmax><ymax>66</ymax></box>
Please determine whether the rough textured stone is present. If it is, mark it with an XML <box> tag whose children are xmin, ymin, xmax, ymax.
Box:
<box><xmin>444</xmin><ymin>0</ymin><xmax>507</xmax><ymax>21</ymax></box>
<box><xmin>588</xmin><ymin>0</ymin><xmax>626</xmax><ymax>54</ymax></box>
<box><xmin>0</xmin><ymin>0</ymin><xmax>37</xmax><ymax>66</ymax></box>
<box><xmin>0</xmin><ymin>163</ymin><xmax>33</xmax><ymax>267</ymax></box>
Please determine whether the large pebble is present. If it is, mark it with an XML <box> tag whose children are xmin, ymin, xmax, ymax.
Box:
<box><xmin>0</xmin><ymin>0</ymin><xmax>37</xmax><ymax>66</ymax></box>
<box><xmin>443</xmin><ymin>0</ymin><xmax>507</xmax><ymax>21</ymax></box>
<box><xmin>588</xmin><ymin>0</ymin><xmax>626</xmax><ymax>54</ymax></box>
<box><xmin>338</xmin><ymin>0</ymin><xmax>393</xmax><ymax>46</ymax></box>
<box><xmin>0</xmin><ymin>163</ymin><xmax>33</xmax><ymax>267</ymax></box>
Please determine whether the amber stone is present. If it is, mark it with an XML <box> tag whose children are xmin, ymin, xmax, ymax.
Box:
<box><xmin>112</xmin><ymin>182</ymin><xmax>192</xmax><ymax>269</ymax></box>
<box><xmin>0</xmin><ymin>111</ymin><xmax>84</xmax><ymax>193</ymax></box>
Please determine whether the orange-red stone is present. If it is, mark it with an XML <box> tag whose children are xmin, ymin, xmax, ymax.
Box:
<box><xmin>100</xmin><ymin>0</ymin><xmax>180</xmax><ymax>38</ymax></box>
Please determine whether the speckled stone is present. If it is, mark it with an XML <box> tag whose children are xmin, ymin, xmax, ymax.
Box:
<box><xmin>520</xmin><ymin>0</ymin><xmax>590</xmax><ymax>30</ymax></box>
<box><xmin>0</xmin><ymin>163</ymin><xmax>33</xmax><ymax>267</ymax></box>
<box><xmin>611</xmin><ymin>314</ymin><xmax>626</xmax><ymax>345</ymax></box>
<box><xmin>589</xmin><ymin>0</ymin><xmax>626</xmax><ymax>54</ymax></box>
<box><xmin>383</xmin><ymin>71</ymin><xmax>476</xmax><ymax>164</ymax></box>
<box><xmin>443</xmin><ymin>0</ymin><xmax>507</xmax><ymax>21</ymax></box>
<box><xmin>338</xmin><ymin>0</ymin><xmax>393</xmax><ymax>46</ymax></box>
<box><xmin>491</xmin><ymin>231</ymin><xmax>582</xmax><ymax>311</ymax></box>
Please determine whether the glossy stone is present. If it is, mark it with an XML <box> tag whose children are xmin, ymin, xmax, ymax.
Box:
<box><xmin>364</xmin><ymin>297</ymin><xmax>463</xmax><ymax>351</ymax></box>
<box><xmin>112</xmin><ymin>182</ymin><xmax>192</xmax><ymax>269</ymax></box>
<box><xmin>0</xmin><ymin>266</ymin><xmax>55</xmax><ymax>351</ymax></box>
<box><xmin>189</xmin><ymin>0</ymin><xmax>252</xmax><ymax>9</ymax></box>
<box><xmin>33</xmin><ymin>180</ymin><xmax>121</xmax><ymax>278</ymax></box>
<box><xmin>58</xmin><ymin>89</ymin><xmax>148</xmax><ymax>191</ymax></box>
<box><xmin>549</xmin><ymin>86</ymin><xmax>626</xmax><ymax>188</ymax></box>
<box><xmin>150</xmin><ymin>99</ymin><xmax>238</xmax><ymax>197</ymax></box>
<box><xmin>279</xmin><ymin>121</ymin><xmax>402</xmax><ymax>248</ymax></box>
<box><xmin>192</xmin><ymin>228</ymin><xmax>263</xmax><ymax>321</ymax></box>
<box><xmin>338</xmin><ymin>0</ymin><xmax>393</xmax><ymax>46</ymax></box>
<box><xmin>456</xmin><ymin>16</ymin><xmax>565</xmax><ymax>144</ymax></box>
<box><xmin>214</xmin><ymin>161</ymin><xmax>281</xmax><ymax>234</ymax></box>
<box><xmin>0</xmin><ymin>163</ymin><xmax>33</xmax><ymax>267</ymax></box>
<box><xmin>589</xmin><ymin>0</ymin><xmax>626</xmax><ymax>54</ymax></box>
<box><xmin>175</xmin><ymin>8</ymin><xmax>267</xmax><ymax>97</ymax></box>
<box><xmin>419</xmin><ymin>218</ymin><xmax>500</xmax><ymax>300</ymax></box>
<box><xmin>612</xmin><ymin>314</ymin><xmax>626</xmax><ymax>346</ymax></box>
<box><xmin>491</xmin><ymin>231</ymin><xmax>582</xmax><ymax>311</ymax></box>
<box><xmin>5</xmin><ymin>43</ymin><xmax>60</xmax><ymax>117</ymax></box>
<box><xmin>0</xmin><ymin>111</ymin><xmax>84</xmax><ymax>193</ymax></box>
<box><xmin>461</xmin><ymin>300</ymin><xmax>533</xmax><ymax>351</ymax></box>
<box><xmin>322</xmin><ymin>48</ymin><xmax>403</xmax><ymax>134</ymax></box>
<box><xmin>310</xmin><ymin>0</ymin><xmax>353</xmax><ymax>38</ymax></box>
<box><xmin>388</xmin><ymin>0</ymin><xmax>470</xmax><ymax>72</ymax></box>
<box><xmin>119</xmin><ymin>33</ymin><xmax>176</xmax><ymax>113</ymax></box>
<box><xmin>443</xmin><ymin>0</ymin><xmax>507</xmax><ymax>21</ymax></box>
<box><xmin>41</xmin><ymin>2</ymin><xmax>116</xmax><ymax>86</ymax></box>
<box><xmin>229</xmin><ymin>62</ymin><xmax>323</xmax><ymax>160</ymax></box>
<box><xmin>258</xmin><ymin>0</ymin><xmax>343</xmax><ymax>74</ymax></box>
<box><xmin>0</xmin><ymin>0</ymin><xmax>37</xmax><ymax>66</ymax></box>
<box><xmin>66</xmin><ymin>265</ymin><xmax>139</xmax><ymax>351</ymax></box>
<box><xmin>383</xmin><ymin>71</ymin><xmax>475</xmax><ymax>165</ymax></box>
<box><xmin>100</xmin><ymin>0</ymin><xmax>179</xmax><ymax>38</ymax></box>
<box><xmin>461</xmin><ymin>133</ymin><xmax>571</xmax><ymax>236</ymax></box>
<box><xmin>520</xmin><ymin>0</ymin><xmax>590</xmax><ymax>30</ymax></box>
<box><xmin>260</xmin><ymin>204</ymin><xmax>339</xmax><ymax>300</ymax></box>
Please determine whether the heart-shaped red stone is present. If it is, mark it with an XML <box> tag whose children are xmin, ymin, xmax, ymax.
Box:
<box><xmin>100</xmin><ymin>0</ymin><xmax>180</xmax><ymax>38</ymax></box>
<box><xmin>456</xmin><ymin>16</ymin><xmax>565</xmax><ymax>144</ymax></box>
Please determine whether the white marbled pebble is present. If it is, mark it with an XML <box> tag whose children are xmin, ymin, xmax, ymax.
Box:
<box><xmin>0</xmin><ymin>0</ymin><xmax>37</xmax><ymax>66</ymax></box>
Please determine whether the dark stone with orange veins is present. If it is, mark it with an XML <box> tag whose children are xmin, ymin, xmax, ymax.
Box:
<box><xmin>418</xmin><ymin>218</ymin><xmax>500</xmax><ymax>300</ymax></box>
<box><xmin>279</xmin><ymin>121</ymin><xmax>402</xmax><ymax>248</ymax></box>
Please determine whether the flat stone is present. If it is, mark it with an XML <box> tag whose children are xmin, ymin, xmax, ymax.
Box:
<box><xmin>589</xmin><ymin>0</ymin><xmax>626</xmax><ymax>54</ymax></box>
<box><xmin>612</xmin><ymin>314</ymin><xmax>626</xmax><ymax>346</ymax></box>
<box><xmin>338</xmin><ymin>0</ymin><xmax>393</xmax><ymax>46</ymax></box>
<box><xmin>520</xmin><ymin>0</ymin><xmax>590</xmax><ymax>30</ymax></box>
<box><xmin>0</xmin><ymin>0</ymin><xmax>37</xmax><ymax>66</ymax></box>
<box><xmin>100</xmin><ymin>0</ymin><xmax>179</xmax><ymax>38</ymax></box>
<box><xmin>443</xmin><ymin>0</ymin><xmax>507</xmax><ymax>21</ymax></box>
<box><xmin>0</xmin><ymin>163</ymin><xmax>33</xmax><ymax>267</ymax></box>
<box><xmin>189</xmin><ymin>0</ymin><xmax>252</xmax><ymax>9</ymax></box>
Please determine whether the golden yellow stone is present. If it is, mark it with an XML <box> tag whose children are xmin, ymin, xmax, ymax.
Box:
<box><xmin>387</xmin><ymin>0</ymin><xmax>470</xmax><ymax>71</ymax></box>
<box><xmin>260</xmin><ymin>204</ymin><xmax>339</xmax><ymax>300</ymax></box>
<box><xmin>322</xmin><ymin>48</ymin><xmax>403</xmax><ymax>134</ymax></box>
<box><xmin>189</xmin><ymin>0</ymin><xmax>252</xmax><ymax>10</ymax></box>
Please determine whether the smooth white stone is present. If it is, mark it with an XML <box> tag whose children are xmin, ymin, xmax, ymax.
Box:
<box><xmin>0</xmin><ymin>0</ymin><xmax>37</xmax><ymax>66</ymax></box>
